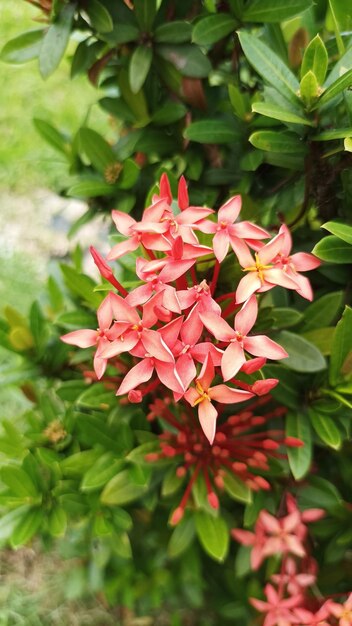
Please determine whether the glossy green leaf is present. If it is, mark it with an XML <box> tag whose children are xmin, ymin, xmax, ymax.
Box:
<box><xmin>60</xmin><ymin>264</ymin><xmax>101</xmax><ymax>308</ymax></box>
<box><xmin>101</xmin><ymin>469</ymin><xmax>149</xmax><ymax>506</ymax></box>
<box><xmin>83</xmin><ymin>0</ymin><xmax>113</xmax><ymax>33</ymax></box>
<box><xmin>228</xmin><ymin>84</ymin><xmax>249</xmax><ymax>120</ymax></box>
<box><xmin>249</xmin><ymin>130</ymin><xmax>305</xmax><ymax>153</ymax></box>
<box><xmin>78</xmin><ymin>127</ymin><xmax>116</xmax><ymax>173</ymax></box>
<box><xmin>192</xmin><ymin>14</ymin><xmax>237</xmax><ymax>46</ymax></box>
<box><xmin>162</xmin><ymin>468</ymin><xmax>184</xmax><ymax>497</ymax></box>
<box><xmin>322</xmin><ymin>221</ymin><xmax>352</xmax><ymax>245</ymax></box>
<box><xmin>313</xmin><ymin>128</ymin><xmax>352</xmax><ymax>141</ymax></box>
<box><xmin>195</xmin><ymin>511</ymin><xmax>229</xmax><ymax>562</ymax></box>
<box><xmin>316</xmin><ymin>69</ymin><xmax>352</xmax><ymax>108</ymax></box>
<box><xmin>67</xmin><ymin>180</ymin><xmax>117</xmax><ymax>197</ymax></box>
<box><xmin>76</xmin><ymin>383</ymin><xmax>114</xmax><ymax>410</ymax></box>
<box><xmin>60</xmin><ymin>450</ymin><xmax>101</xmax><ymax>477</ymax></box>
<box><xmin>0</xmin><ymin>507</ymin><xmax>30</xmax><ymax>542</ymax></box>
<box><xmin>301</xmin><ymin>292</ymin><xmax>343</xmax><ymax>331</ymax></box>
<box><xmin>251</xmin><ymin>102</ymin><xmax>313</xmax><ymax>126</ymax></box>
<box><xmin>0</xmin><ymin>29</ymin><xmax>44</xmax><ymax>64</ymax></box>
<box><xmin>223</xmin><ymin>472</ymin><xmax>252</xmax><ymax>504</ymax></box>
<box><xmin>302</xmin><ymin>328</ymin><xmax>334</xmax><ymax>355</ymax></box>
<box><xmin>129</xmin><ymin>45</ymin><xmax>153</xmax><ymax>94</ymax></box>
<box><xmin>272</xmin><ymin>308</ymin><xmax>303</xmax><ymax>328</ymax></box>
<box><xmin>39</xmin><ymin>3</ymin><xmax>76</xmax><ymax>79</ymax></box>
<box><xmin>309</xmin><ymin>409</ymin><xmax>342</xmax><ymax>450</ymax></box>
<box><xmin>1</xmin><ymin>466</ymin><xmax>38</xmax><ymax>499</ymax></box>
<box><xmin>71</xmin><ymin>39</ymin><xmax>102</xmax><ymax>78</ymax></box>
<box><xmin>312</xmin><ymin>235</ymin><xmax>352</xmax><ymax>263</ymax></box>
<box><xmin>81</xmin><ymin>453</ymin><xmax>124</xmax><ymax>492</ymax></box>
<box><xmin>119</xmin><ymin>67</ymin><xmax>149</xmax><ymax>123</ymax></box>
<box><xmin>48</xmin><ymin>506</ymin><xmax>67</xmax><ymax>537</ymax></box>
<box><xmin>154</xmin><ymin>21</ymin><xmax>192</xmax><ymax>43</ymax></box>
<box><xmin>156</xmin><ymin>44</ymin><xmax>212</xmax><ymax>78</ymax></box>
<box><xmin>243</xmin><ymin>0</ymin><xmax>311</xmax><ymax>22</ymax></box>
<box><xmin>299</xmin><ymin>476</ymin><xmax>343</xmax><ymax>512</ymax></box>
<box><xmin>152</xmin><ymin>102</ymin><xmax>187</xmax><ymax>125</ymax></box>
<box><xmin>300</xmin><ymin>70</ymin><xmax>319</xmax><ymax>108</ymax></box>
<box><xmin>134</xmin><ymin>0</ymin><xmax>157</xmax><ymax>31</ymax></box>
<box><xmin>330</xmin><ymin>306</ymin><xmax>352</xmax><ymax>386</ymax></box>
<box><xmin>276</xmin><ymin>330</ymin><xmax>326</xmax><ymax>372</ymax></box>
<box><xmin>238</xmin><ymin>31</ymin><xmax>300</xmax><ymax>102</ymax></box>
<box><xmin>33</xmin><ymin>118</ymin><xmax>69</xmax><ymax>155</ymax></box>
<box><xmin>117</xmin><ymin>158</ymin><xmax>140</xmax><ymax>189</ymax></box>
<box><xmin>168</xmin><ymin>516</ymin><xmax>195</xmax><ymax>559</ymax></box>
<box><xmin>286</xmin><ymin>412</ymin><xmax>312</xmax><ymax>480</ymax></box>
<box><xmin>301</xmin><ymin>35</ymin><xmax>328</xmax><ymax>85</ymax></box>
<box><xmin>10</xmin><ymin>508</ymin><xmax>43</xmax><ymax>548</ymax></box>
<box><xmin>184</xmin><ymin>120</ymin><xmax>239</xmax><ymax>144</ymax></box>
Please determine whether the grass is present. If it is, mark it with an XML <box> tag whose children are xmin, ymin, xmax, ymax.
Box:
<box><xmin>0</xmin><ymin>3</ymin><xmax>110</xmax><ymax>192</ymax></box>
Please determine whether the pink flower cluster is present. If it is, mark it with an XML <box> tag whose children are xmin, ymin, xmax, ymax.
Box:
<box><xmin>233</xmin><ymin>494</ymin><xmax>351</xmax><ymax>626</ymax></box>
<box><xmin>61</xmin><ymin>175</ymin><xmax>320</xmax><ymax>444</ymax></box>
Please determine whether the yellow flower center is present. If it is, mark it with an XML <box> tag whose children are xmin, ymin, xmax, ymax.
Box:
<box><xmin>193</xmin><ymin>381</ymin><xmax>210</xmax><ymax>405</ymax></box>
<box><xmin>243</xmin><ymin>253</ymin><xmax>272</xmax><ymax>283</ymax></box>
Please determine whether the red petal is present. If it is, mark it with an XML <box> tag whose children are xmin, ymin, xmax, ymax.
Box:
<box><xmin>177</xmin><ymin>175</ymin><xmax>189</xmax><ymax>210</ymax></box>
<box><xmin>159</xmin><ymin>172</ymin><xmax>172</xmax><ymax>204</ymax></box>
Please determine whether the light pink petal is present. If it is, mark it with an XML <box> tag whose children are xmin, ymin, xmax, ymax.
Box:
<box><xmin>142</xmin><ymin>198</ymin><xmax>169</xmax><ymax>222</ymax></box>
<box><xmin>244</xmin><ymin>335</ymin><xmax>288</xmax><ymax>360</ymax></box>
<box><xmin>258</xmin><ymin>233</ymin><xmax>284</xmax><ymax>265</ymax></box>
<box><xmin>161</xmin><ymin>285</ymin><xmax>181</xmax><ymax>314</ymax></box>
<box><xmin>110</xmin><ymin>292</ymin><xmax>140</xmax><ymax>324</ymax></box>
<box><xmin>251</xmin><ymin>545</ymin><xmax>265</xmax><ymax>570</ymax></box>
<box><xmin>181</xmin><ymin>308</ymin><xmax>203</xmax><ymax>345</ymax></box>
<box><xmin>230</xmin><ymin>221</ymin><xmax>270</xmax><ymax>240</ymax></box>
<box><xmin>184</xmin><ymin>387</ymin><xmax>200</xmax><ymax>406</ymax></box>
<box><xmin>93</xmin><ymin>353</ymin><xmax>107</xmax><ymax>380</ymax></box>
<box><xmin>265</xmin><ymin>584</ymin><xmax>279</xmax><ymax>605</ymax></box>
<box><xmin>142</xmin><ymin>232</ymin><xmax>171</xmax><ymax>251</ymax></box>
<box><xmin>233</xmin><ymin>239</ymin><xmax>255</xmax><ymax>267</ymax></box>
<box><xmin>178</xmin><ymin>242</ymin><xmax>212</xmax><ymax>259</ymax></box>
<box><xmin>111</xmin><ymin>210</ymin><xmax>136</xmax><ymax>235</ymax></box>
<box><xmin>176</xmin><ymin>353</ymin><xmax>196</xmax><ymax>391</ymax></box>
<box><xmin>235</xmin><ymin>294</ymin><xmax>258</xmax><ymax>336</ymax></box>
<box><xmin>97</xmin><ymin>295</ymin><xmax>114</xmax><ymax>330</ymax></box>
<box><xmin>198</xmin><ymin>399</ymin><xmax>218</xmax><ymax>444</ymax></box>
<box><xmin>278</xmin><ymin>223</ymin><xmax>292</xmax><ymax>257</ymax></box>
<box><xmin>142</xmin><ymin>329</ymin><xmax>174</xmax><ymax>362</ymax></box>
<box><xmin>141</xmin><ymin>292</ymin><xmax>164</xmax><ymax>327</ymax></box>
<box><xmin>236</xmin><ymin>273</ymin><xmax>262</xmax><ymax>303</ymax></box>
<box><xmin>250</xmin><ymin>598</ymin><xmax>270</xmax><ymax>612</ymax></box>
<box><xmin>154</xmin><ymin>360</ymin><xmax>184</xmax><ymax>394</ymax></box>
<box><xmin>283</xmin><ymin>511</ymin><xmax>301</xmax><ymax>532</ymax></box>
<box><xmin>176</xmin><ymin>206</ymin><xmax>214</xmax><ymax>224</ymax></box>
<box><xmin>106</xmin><ymin>320</ymin><xmax>131</xmax><ymax>341</ymax></box>
<box><xmin>290</xmin><ymin>252</ymin><xmax>321</xmax><ymax>271</ymax></box>
<box><xmin>190</xmin><ymin>343</ymin><xmax>223</xmax><ymax>366</ymax></box>
<box><xmin>252</xmin><ymin>379</ymin><xmax>278</xmax><ymax>395</ymax></box>
<box><xmin>125</xmin><ymin>283</ymin><xmax>153</xmax><ymax>307</ymax></box>
<box><xmin>159</xmin><ymin>317</ymin><xmax>183</xmax><ymax>350</ymax></box>
<box><xmin>218</xmin><ymin>195</ymin><xmax>242</xmax><ymax>223</ymax></box>
<box><xmin>301</xmin><ymin>508</ymin><xmax>325</xmax><ymax>523</ymax></box>
<box><xmin>200</xmin><ymin>311</ymin><xmax>235</xmax><ymax>342</ymax></box>
<box><xmin>231</xmin><ymin>528</ymin><xmax>255</xmax><ymax>545</ymax></box>
<box><xmin>159</xmin><ymin>259</ymin><xmax>194</xmax><ymax>282</ymax></box>
<box><xmin>221</xmin><ymin>342</ymin><xmax>246</xmax><ymax>381</ymax></box>
<box><xmin>290</xmin><ymin>273</ymin><xmax>313</xmax><ymax>301</ymax></box>
<box><xmin>116</xmin><ymin>358</ymin><xmax>154</xmax><ymax>395</ymax></box>
<box><xmin>285</xmin><ymin>535</ymin><xmax>306</xmax><ymax>558</ymax></box>
<box><xmin>198</xmin><ymin>353</ymin><xmax>215</xmax><ymax>389</ymax></box>
<box><xmin>99</xmin><ymin>333</ymin><xmax>138</xmax><ymax>358</ymax></box>
<box><xmin>213</xmin><ymin>230</ymin><xmax>230</xmax><ymax>263</ymax></box>
<box><xmin>209</xmin><ymin>385</ymin><xmax>253</xmax><ymax>404</ymax></box>
<box><xmin>264</xmin><ymin>268</ymin><xmax>299</xmax><ymax>290</ymax></box>
<box><xmin>260</xmin><ymin>510</ymin><xmax>281</xmax><ymax>533</ymax></box>
<box><xmin>177</xmin><ymin>289</ymin><xmax>196</xmax><ymax>309</ymax></box>
<box><xmin>107</xmin><ymin>236</ymin><xmax>139</xmax><ymax>260</ymax></box>
<box><xmin>196</xmin><ymin>219</ymin><xmax>217</xmax><ymax>234</ymax></box>
<box><xmin>61</xmin><ymin>329</ymin><xmax>97</xmax><ymax>348</ymax></box>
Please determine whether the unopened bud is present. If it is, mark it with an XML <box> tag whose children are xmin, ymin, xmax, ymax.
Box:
<box><xmin>170</xmin><ymin>506</ymin><xmax>184</xmax><ymax>526</ymax></box>
<box><xmin>208</xmin><ymin>491</ymin><xmax>219</xmax><ymax>509</ymax></box>
<box><xmin>128</xmin><ymin>389</ymin><xmax>143</xmax><ymax>403</ymax></box>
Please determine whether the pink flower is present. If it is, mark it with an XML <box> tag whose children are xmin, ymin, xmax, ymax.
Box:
<box><xmin>200</xmin><ymin>295</ymin><xmax>288</xmax><ymax>380</ymax></box>
<box><xmin>328</xmin><ymin>593</ymin><xmax>352</xmax><ymax>626</ymax></box>
<box><xmin>184</xmin><ymin>354</ymin><xmax>253</xmax><ymax>444</ymax></box>
<box><xmin>294</xmin><ymin>604</ymin><xmax>332</xmax><ymax>626</ymax></box>
<box><xmin>250</xmin><ymin>584</ymin><xmax>301</xmax><ymax>626</ymax></box>
<box><xmin>198</xmin><ymin>195</ymin><xmax>269</xmax><ymax>262</ymax></box>
<box><xmin>271</xmin><ymin>557</ymin><xmax>317</xmax><ymax>596</ymax></box>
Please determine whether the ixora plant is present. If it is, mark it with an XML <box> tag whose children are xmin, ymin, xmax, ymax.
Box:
<box><xmin>1</xmin><ymin>0</ymin><xmax>352</xmax><ymax>623</ymax></box>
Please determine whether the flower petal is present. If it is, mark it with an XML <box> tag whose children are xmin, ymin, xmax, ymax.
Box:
<box><xmin>200</xmin><ymin>311</ymin><xmax>234</xmax><ymax>342</ymax></box>
<box><xmin>209</xmin><ymin>385</ymin><xmax>253</xmax><ymax>404</ymax></box>
<box><xmin>198</xmin><ymin>399</ymin><xmax>218</xmax><ymax>444</ymax></box>
<box><xmin>221</xmin><ymin>342</ymin><xmax>246</xmax><ymax>381</ymax></box>
<box><xmin>258</xmin><ymin>233</ymin><xmax>284</xmax><ymax>265</ymax></box>
<box><xmin>142</xmin><ymin>329</ymin><xmax>175</xmax><ymax>362</ymax></box>
<box><xmin>111</xmin><ymin>210</ymin><xmax>136</xmax><ymax>235</ymax></box>
<box><xmin>236</xmin><ymin>273</ymin><xmax>262</xmax><ymax>303</ymax></box>
<box><xmin>218</xmin><ymin>195</ymin><xmax>241</xmax><ymax>223</ymax></box>
<box><xmin>213</xmin><ymin>230</ymin><xmax>229</xmax><ymax>263</ymax></box>
<box><xmin>116</xmin><ymin>359</ymin><xmax>154</xmax><ymax>395</ymax></box>
<box><xmin>244</xmin><ymin>335</ymin><xmax>288</xmax><ymax>360</ymax></box>
<box><xmin>235</xmin><ymin>294</ymin><xmax>258</xmax><ymax>336</ymax></box>
<box><xmin>61</xmin><ymin>329</ymin><xmax>97</xmax><ymax>348</ymax></box>
<box><xmin>154</xmin><ymin>360</ymin><xmax>184</xmax><ymax>394</ymax></box>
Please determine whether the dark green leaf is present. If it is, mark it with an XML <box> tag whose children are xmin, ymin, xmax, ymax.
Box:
<box><xmin>313</xmin><ymin>128</ymin><xmax>352</xmax><ymax>140</ymax></box>
<box><xmin>223</xmin><ymin>472</ymin><xmax>252</xmax><ymax>503</ymax></box>
<box><xmin>78</xmin><ymin>127</ymin><xmax>116</xmax><ymax>173</ymax></box>
<box><xmin>309</xmin><ymin>409</ymin><xmax>342</xmax><ymax>450</ymax></box>
<box><xmin>134</xmin><ymin>0</ymin><xmax>157</xmax><ymax>31</ymax></box>
<box><xmin>192</xmin><ymin>14</ymin><xmax>237</xmax><ymax>46</ymax></box>
<box><xmin>33</xmin><ymin>118</ymin><xmax>70</xmax><ymax>155</ymax></box>
<box><xmin>152</xmin><ymin>102</ymin><xmax>187</xmax><ymax>125</ymax></box>
<box><xmin>228</xmin><ymin>84</ymin><xmax>249</xmax><ymax>120</ymax></box>
<box><xmin>71</xmin><ymin>39</ymin><xmax>102</xmax><ymax>78</ymax></box>
<box><xmin>330</xmin><ymin>306</ymin><xmax>352</xmax><ymax>386</ymax></box>
<box><xmin>154</xmin><ymin>21</ymin><xmax>192</xmax><ymax>43</ymax></box>
<box><xmin>129</xmin><ymin>45</ymin><xmax>153</xmax><ymax>94</ymax></box>
<box><xmin>184</xmin><ymin>119</ymin><xmax>239</xmax><ymax>144</ymax></box>
<box><xmin>238</xmin><ymin>31</ymin><xmax>300</xmax><ymax>102</ymax></box>
<box><xmin>302</xmin><ymin>328</ymin><xmax>335</xmax><ymax>355</ymax></box>
<box><xmin>249</xmin><ymin>130</ymin><xmax>305</xmax><ymax>153</ymax></box>
<box><xmin>156</xmin><ymin>44</ymin><xmax>212</xmax><ymax>78</ymax></box>
<box><xmin>299</xmin><ymin>476</ymin><xmax>343</xmax><ymax>512</ymax></box>
<box><xmin>83</xmin><ymin>0</ymin><xmax>113</xmax><ymax>33</ymax></box>
<box><xmin>76</xmin><ymin>383</ymin><xmax>115</xmax><ymax>410</ymax></box>
<box><xmin>39</xmin><ymin>3</ymin><xmax>76</xmax><ymax>79</ymax></box>
<box><xmin>119</xmin><ymin>67</ymin><xmax>149</xmax><ymax>123</ymax></box>
<box><xmin>0</xmin><ymin>29</ymin><xmax>44</xmax><ymax>64</ymax></box>
<box><xmin>195</xmin><ymin>511</ymin><xmax>229</xmax><ymax>562</ymax></box>
<box><xmin>301</xmin><ymin>35</ymin><xmax>328</xmax><ymax>85</ymax></box>
<box><xmin>272</xmin><ymin>308</ymin><xmax>303</xmax><ymax>328</ymax></box>
<box><xmin>117</xmin><ymin>158</ymin><xmax>140</xmax><ymax>189</ymax></box>
<box><xmin>252</xmin><ymin>102</ymin><xmax>313</xmax><ymax>126</ymax></box>
<box><xmin>322</xmin><ymin>221</ymin><xmax>352</xmax><ymax>245</ymax></box>
<box><xmin>286</xmin><ymin>411</ymin><xmax>312</xmax><ymax>480</ymax></box>
<box><xmin>316</xmin><ymin>68</ymin><xmax>352</xmax><ymax>108</ymax></box>
<box><xmin>301</xmin><ymin>292</ymin><xmax>343</xmax><ymax>331</ymax></box>
<box><xmin>312</xmin><ymin>235</ymin><xmax>352</xmax><ymax>263</ymax></box>
<box><xmin>276</xmin><ymin>330</ymin><xmax>326</xmax><ymax>372</ymax></box>
<box><xmin>67</xmin><ymin>179</ymin><xmax>117</xmax><ymax>197</ymax></box>
<box><xmin>243</xmin><ymin>0</ymin><xmax>311</xmax><ymax>22</ymax></box>
<box><xmin>168</xmin><ymin>516</ymin><xmax>195</xmax><ymax>558</ymax></box>
<box><xmin>60</xmin><ymin>264</ymin><xmax>101</xmax><ymax>307</ymax></box>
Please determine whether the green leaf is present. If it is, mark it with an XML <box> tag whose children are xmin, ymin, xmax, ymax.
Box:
<box><xmin>302</xmin><ymin>328</ymin><xmax>335</xmax><ymax>355</ymax></box>
<box><xmin>309</xmin><ymin>409</ymin><xmax>342</xmax><ymax>450</ymax></box>
<box><xmin>192</xmin><ymin>14</ymin><xmax>237</xmax><ymax>46</ymax></box>
<box><xmin>168</xmin><ymin>516</ymin><xmax>195</xmax><ymax>559</ymax></box>
<box><xmin>316</xmin><ymin>68</ymin><xmax>352</xmax><ymax>108</ymax></box>
<box><xmin>134</xmin><ymin>0</ymin><xmax>157</xmax><ymax>32</ymax></box>
<box><xmin>81</xmin><ymin>453</ymin><xmax>124</xmax><ymax>492</ymax></box>
<box><xmin>228</xmin><ymin>84</ymin><xmax>249</xmax><ymax>120</ymax></box>
<box><xmin>184</xmin><ymin>119</ymin><xmax>239</xmax><ymax>144</ymax></box>
<box><xmin>272</xmin><ymin>308</ymin><xmax>303</xmax><ymax>328</ymax></box>
<box><xmin>329</xmin><ymin>306</ymin><xmax>352</xmax><ymax>386</ymax></box>
<box><xmin>286</xmin><ymin>412</ymin><xmax>312</xmax><ymax>480</ymax></box>
<box><xmin>251</xmin><ymin>102</ymin><xmax>313</xmax><ymax>126</ymax></box>
<box><xmin>300</xmin><ymin>70</ymin><xmax>319</xmax><ymax>108</ymax></box>
<box><xmin>223</xmin><ymin>473</ymin><xmax>251</xmax><ymax>503</ymax></box>
<box><xmin>83</xmin><ymin>0</ymin><xmax>113</xmax><ymax>33</ymax></box>
<box><xmin>156</xmin><ymin>44</ymin><xmax>212</xmax><ymax>78</ymax></box>
<box><xmin>152</xmin><ymin>102</ymin><xmax>187</xmax><ymax>125</ymax></box>
<box><xmin>301</xmin><ymin>35</ymin><xmax>328</xmax><ymax>85</ymax></box>
<box><xmin>312</xmin><ymin>235</ymin><xmax>352</xmax><ymax>263</ymax></box>
<box><xmin>344</xmin><ymin>137</ymin><xmax>352</xmax><ymax>152</ymax></box>
<box><xmin>78</xmin><ymin>127</ymin><xmax>116</xmax><ymax>173</ymax></box>
<box><xmin>313</xmin><ymin>128</ymin><xmax>352</xmax><ymax>141</ymax></box>
<box><xmin>276</xmin><ymin>330</ymin><xmax>326</xmax><ymax>372</ymax></box>
<box><xmin>71</xmin><ymin>39</ymin><xmax>102</xmax><ymax>78</ymax></box>
<box><xmin>301</xmin><ymin>292</ymin><xmax>343</xmax><ymax>331</ymax></box>
<box><xmin>33</xmin><ymin>118</ymin><xmax>69</xmax><ymax>156</ymax></box>
<box><xmin>322</xmin><ymin>221</ymin><xmax>352</xmax><ymax>245</ymax></box>
<box><xmin>60</xmin><ymin>264</ymin><xmax>101</xmax><ymax>307</ymax></box>
<box><xmin>39</xmin><ymin>3</ymin><xmax>76</xmax><ymax>79</ymax></box>
<box><xmin>249</xmin><ymin>130</ymin><xmax>305</xmax><ymax>153</ymax></box>
<box><xmin>1</xmin><ymin>466</ymin><xmax>39</xmax><ymax>499</ymax></box>
<box><xmin>154</xmin><ymin>21</ymin><xmax>192</xmax><ymax>43</ymax></box>
<box><xmin>61</xmin><ymin>450</ymin><xmax>101</xmax><ymax>477</ymax></box>
<box><xmin>67</xmin><ymin>179</ymin><xmax>117</xmax><ymax>197</ymax></box>
<box><xmin>162</xmin><ymin>468</ymin><xmax>184</xmax><ymax>497</ymax></box>
<box><xmin>299</xmin><ymin>476</ymin><xmax>343</xmax><ymax>512</ymax></box>
<box><xmin>0</xmin><ymin>507</ymin><xmax>30</xmax><ymax>542</ymax></box>
<box><xmin>76</xmin><ymin>383</ymin><xmax>115</xmax><ymax>410</ymax></box>
<box><xmin>117</xmin><ymin>158</ymin><xmax>140</xmax><ymax>189</ymax></box>
<box><xmin>195</xmin><ymin>511</ymin><xmax>229</xmax><ymax>562</ymax></box>
<box><xmin>238</xmin><ymin>31</ymin><xmax>300</xmax><ymax>102</ymax></box>
<box><xmin>48</xmin><ymin>507</ymin><xmax>67</xmax><ymax>537</ymax></box>
<box><xmin>129</xmin><ymin>45</ymin><xmax>153</xmax><ymax>94</ymax></box>
<box><xmin>10</xmin><ymin>508</ymin><xmax>43</xmax><ymax>548</ymax></box>
<box><xmin>101</xmin><ymin>469</ymin><xmax>149</xmax><ymax>506</ymax></box>
<box><xmin>243</xmin><ymin>0</ymin><xmax>311</xmax><ymax>22</ymax></box>
<box><xmin>0</xmin><ymin>29</ymin><xmax>44</xmax><ymax>64</ymax></box>
<box><xmin>119</xmin><ymin>67</ymin><xmax>149</xmax><ymax>123</ymax></box>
